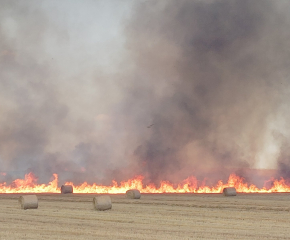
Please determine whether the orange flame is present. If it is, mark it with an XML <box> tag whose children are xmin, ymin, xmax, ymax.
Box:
<box><xmin>0</xmin><ymin>172</ymin><xmax>290</xmax><ymax>194</ymax></box>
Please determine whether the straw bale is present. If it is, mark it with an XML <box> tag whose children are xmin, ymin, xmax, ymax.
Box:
<box><xmin>61</xmin><ymin>185</ymin><xmax>73</xmax><ymax>194</ymax></box>
<box><xmin>126</xmin><ymin>189</ymin><xmax>141</xmax><ymax>199</ymax></box>
<box><xmin>223</xmin><ymin>187</ymin><xmax>237</xmax><ymax>196</ymax></box>
<box><xmin>18</xmin><ymin>195</ymin><xmax>38</xmax><ymax>210</ymax></box>
<box><xmin>93</xmin><ymin>195</ymin><xmax>112</xmax><ymax>211</ymax></box>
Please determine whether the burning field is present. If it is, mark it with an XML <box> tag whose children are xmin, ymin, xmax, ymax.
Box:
<box><xmin>1</xmin><ymin>170</ymin><xmax>290</xmax><ymax>239</ymax></box>
<box><xmin>1</xmin><ymin>193</ymin><xmax>290</xmax><ymax>239</ymax></box>
<box><xmin>1</xmin><ymin>0</ymin><xmax>290</xmax><ymax>239</ymax></box>
<box><xmin>1</xmin><ymin>170</ymin><xmax>290</xmax><ymax>194</ymax></box>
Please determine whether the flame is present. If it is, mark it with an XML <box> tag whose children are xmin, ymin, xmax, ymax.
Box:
<box><xmin>1</xmin><ymin>172</ymin><xmax>290</xmax><ymax>194</ymax></box>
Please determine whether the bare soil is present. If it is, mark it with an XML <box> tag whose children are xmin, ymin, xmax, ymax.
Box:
<box><xmin>0</xmin><ymin>193</ymin><xmax>290</xmax><ymax>239</ymax></box>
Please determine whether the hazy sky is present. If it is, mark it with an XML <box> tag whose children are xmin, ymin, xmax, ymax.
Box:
<box><xmin>0</xmin><ymin>0</ymin><xmax>134</xmax><ymax>181</ymax></box>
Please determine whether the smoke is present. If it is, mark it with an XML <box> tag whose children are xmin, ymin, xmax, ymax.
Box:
<box><xmin>120</xmin><ymin>0</ymin><xmax>290</xmax><ymax>183</ymax></box>
<box><xmin>0</xmin><ymin>0</ymin><xmax>131</xmax><ymax>184</ymax></box>
<box><xmin>0</xmin><ymin>0</ymin><xmax>290</xmax><ymax>185</ymax></box>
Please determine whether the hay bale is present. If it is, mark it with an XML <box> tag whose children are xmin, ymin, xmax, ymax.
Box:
<box><xmin>19</xmin><ymin>195</ymin><xmax>38</xmax><ymax>210</ymax></box>
<box><xmin>223</xmin><ymin>187</ymin><xmax>237</xmax><ymax>196</ymax></box>
<box><xmin>126</xmin><ymin>189</ymin><xmax>141</xmax><ymax>199</ymax></box>
<box><xmin>61</xmin><ymin>185</ymin><xmax>73</xmax><ymax>194</ymax></box>
<box><xmin>93</xmin><ymin>195</ymin><xmax>112</xmax><ymax>211</ymax></box>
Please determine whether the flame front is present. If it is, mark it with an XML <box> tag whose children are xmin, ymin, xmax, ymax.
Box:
<box><xmin>1</xmin><ymin>172</ymin><xmax>290</xmax><ymax>194</ymax></box>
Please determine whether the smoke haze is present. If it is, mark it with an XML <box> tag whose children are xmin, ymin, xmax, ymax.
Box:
<box><xmin>1</xmin><ymin>0</ymin><xmax>290</xmax><ymax>185</ymax></box>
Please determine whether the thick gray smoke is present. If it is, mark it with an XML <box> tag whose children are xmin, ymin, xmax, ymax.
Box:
<box><xmin>121</xmin><ymin>0</ymin><xmax>290</xmax><ymax>184</ymax></box>
<box><xmin>0</xmin><ymin>0</ymin><xmax>290</xmax><ymax>185</ymax></box>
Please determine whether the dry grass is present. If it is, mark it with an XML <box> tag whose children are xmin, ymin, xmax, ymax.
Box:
<box><xmin>0</xmin><ymin>193</ymin><xmax>290</xmax><ymax>239</ymax></box>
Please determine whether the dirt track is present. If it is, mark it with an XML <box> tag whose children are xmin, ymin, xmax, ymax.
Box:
<box><xmin>0</xmin><ymin>193</ymin><xmax>290</xmax><ymax>239</ymax></box>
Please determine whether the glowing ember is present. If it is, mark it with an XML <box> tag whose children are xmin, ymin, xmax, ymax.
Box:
<box><xmin>0</xmin><ymin>173</ymin><xmax>290</xmax><ymax>194</ymax></box>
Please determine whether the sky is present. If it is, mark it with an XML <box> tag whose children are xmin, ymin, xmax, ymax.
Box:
<box><xmin>1</xmin><ymin>0</ymin><xmax>290</xmax><ymax>185</ymax></box>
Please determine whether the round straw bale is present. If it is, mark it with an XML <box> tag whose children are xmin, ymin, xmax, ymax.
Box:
<box><xmin>126</xmin><ymin>189</ymin><xmax>141</xmax><ymax>199</ymax></box>
<box><xmin>61</xmin><ymin>185</ymin><xmax>73</xmax><ymax>194</ymax></box>
<box><xmin>223</xmin><ymin>187</ymin><xmax>237</xmax><ymax>196</ymax></box>
<box><xmin>93</xmin><ymin>195</ymin><xmax>112</xmax><ymax>211</ymax></box>
<box><xmin>18</xmin><ymin>195</ymin><xmax>38</xmax><ymax>210</ymax></box>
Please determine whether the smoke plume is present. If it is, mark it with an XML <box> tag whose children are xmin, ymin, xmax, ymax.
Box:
<box><xmin>0</xmin><ymin>0</ymin><xmax>290</xmax><ymax>185</ymax></box>
<box><xmin>121</xmin><ymin>0</ymin><xmax>290</xmax><ymax>183</ymax></box>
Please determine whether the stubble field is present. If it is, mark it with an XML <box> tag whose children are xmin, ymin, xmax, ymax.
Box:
<box><xmin>0</xmin><ymin>193</ymin><xmax>290</xmax><ymax>240</ymax></box>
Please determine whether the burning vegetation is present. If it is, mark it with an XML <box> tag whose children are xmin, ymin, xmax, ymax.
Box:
<box><xmin>1</xmin><ymin>172</ymin><xmax>290</xmax><ymax>194</ymax></box>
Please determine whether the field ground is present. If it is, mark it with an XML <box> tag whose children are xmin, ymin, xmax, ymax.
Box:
<box><xmin>0</xmin><ymin>193</ymin><xmax>290</xmax><ymax>239</ymax></box>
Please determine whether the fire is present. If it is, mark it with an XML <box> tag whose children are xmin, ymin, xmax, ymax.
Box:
<box><xmin>0</xmin><ymin>173</ymin><xmax>58</xmax><ymax>193</ymax></box>
<box><xmin>0</xmin><ymin>172</ymin><xmax>290</xmax><ymax>194</ymax></box>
